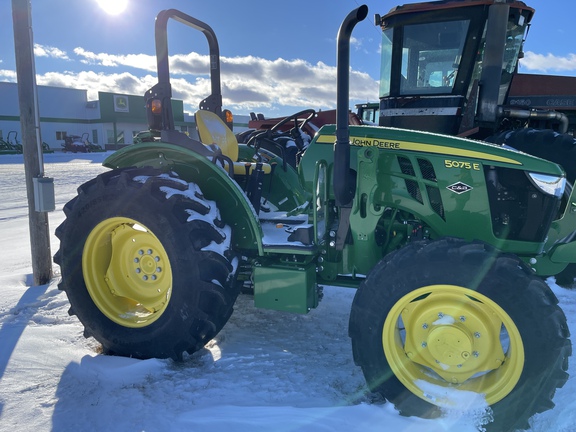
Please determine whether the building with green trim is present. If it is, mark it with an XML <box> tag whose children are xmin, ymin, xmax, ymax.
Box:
<box><xmin>0</xmin><ymin>82</ymin><xmax>249</xmax><ymax>150</ymax></box>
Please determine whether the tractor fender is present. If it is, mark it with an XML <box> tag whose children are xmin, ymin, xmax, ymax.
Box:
<box><xmin>104</xmin><ymin>142</ymin><xmax>264</xmax><ymax>255</ymax></box>
<box><xmin>530</xmin><ymin>183</ymin><xmax>576</xmax><ymax>275</ymax></box>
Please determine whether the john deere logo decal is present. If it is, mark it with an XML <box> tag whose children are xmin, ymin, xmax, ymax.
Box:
<box><xmin>114</xmin><ymin>95</ymin><xmax>129</xmax><ymax>113</ymax></box>
<box><xmin>447</xmin><ymin>182</ymin><xmax>473</xmax><ymax>194</ymax></box>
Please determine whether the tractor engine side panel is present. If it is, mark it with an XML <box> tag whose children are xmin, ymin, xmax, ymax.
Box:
<box><xmin>300</xmin><ymin>125</ymin><xmax>563</xmax><ymax>277</ymax></box>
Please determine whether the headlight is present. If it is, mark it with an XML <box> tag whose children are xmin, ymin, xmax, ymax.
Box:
<box><xmin>527</xmin><ymin>172</ymin><xmax>566</xmax><ymax>198</ymax></box>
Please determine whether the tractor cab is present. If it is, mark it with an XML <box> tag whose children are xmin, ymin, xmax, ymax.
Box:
<box><xmin>377</xmin><ymin>0</ymin><xmax>533</xmax><ymax>137</ymax></box>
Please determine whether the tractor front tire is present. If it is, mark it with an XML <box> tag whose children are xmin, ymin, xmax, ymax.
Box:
<box><xmin>349</xmin><ymin>238</ymin><xmax>571</xmax><ymax>431</ymax></box>
<box><xmin>55</xmin><ymin>167</ymin><xmax>239</xmax><ymax>360</ymax></box>
<box><xmin>486</xmin><ymin>128</ymin><xmax>576</xmax><ymax>183</ymax></box>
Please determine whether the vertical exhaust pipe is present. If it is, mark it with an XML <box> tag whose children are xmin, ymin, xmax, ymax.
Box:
<box><xmin>334</xmin><ymin>5</ymin><xmax>368</xmax><ymax>207</ymax></box>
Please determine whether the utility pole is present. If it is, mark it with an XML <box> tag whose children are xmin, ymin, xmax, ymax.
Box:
<box><xmin>12</xmin><ymin>0</ymin><xmax>54</xmax><ymax>285</ymax></box>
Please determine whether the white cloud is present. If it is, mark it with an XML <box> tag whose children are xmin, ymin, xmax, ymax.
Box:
<box><xmin>34</xmin><ymin>44</ymin><xmax>70</xmax><ymax>60</ymax></box>
<box><xmin>66</xmin><ymin>48</ymin><xmax>379</xmax><ymax>112</ymax></box>
<box><xmin>34</xmin><ymin>70</ymin><xmax>158</xmax><ymax>101</ymax></box>
<box><xmin>350</xmin><ymin>36</ymin><xmax>362</xmax><ymax>51</ymax></box>
<box><xmin>520</xmin><ymin>51</ymin><xmax>576</xmax><ymax>73</ymax></box>
<box><xmin>0</xmin><ymin>69</ymin><xmax>17</xmax><ymax>80</ymax></box>
<box><xmin>19</xmin><ymin>45</ymin><xmax>576</xmax><ymax>114</ymax></box>
<box><xmin>2</xmin><ymin>46</ymin><xmax>379</xmax><ymax>114</ymax></box>
<box><xmin>73</xmin><ymin>48</ymin><xmax>157</xmax><ymax>72</ymax></box>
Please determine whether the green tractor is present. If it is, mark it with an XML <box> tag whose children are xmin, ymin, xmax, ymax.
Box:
<box><xmin>55</xmin><ymin>5</ymin><xmax>574</xmax><ymax>431</ymax></box>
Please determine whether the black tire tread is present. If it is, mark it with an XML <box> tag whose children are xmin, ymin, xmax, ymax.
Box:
<box><xmin>55</xmin><ymin>167</ymin><xmax>240</xmax><ymax>360</ymax></box>
<box><xmin>349</xmin><ymin>238</ymin><xmax>571</xmax><ymax>431</ymax></box>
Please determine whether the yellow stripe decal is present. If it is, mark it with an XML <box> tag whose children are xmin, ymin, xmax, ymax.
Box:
<box><xmin>316</xmin><ymin>135</ymin><xmax>522</xmax><ymax>165</ymax></box>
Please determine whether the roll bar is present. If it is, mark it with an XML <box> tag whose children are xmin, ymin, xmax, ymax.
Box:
<box><xmin>145</xmin><ymin>9</ymin><xmax>223</xmax><ymax>131</ymax></box>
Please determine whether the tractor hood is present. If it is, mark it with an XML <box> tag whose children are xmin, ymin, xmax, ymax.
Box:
<box><xmin>300</xmin><ymin>123</ymin><xmax>567</xmax><ymax>207</ymax></box>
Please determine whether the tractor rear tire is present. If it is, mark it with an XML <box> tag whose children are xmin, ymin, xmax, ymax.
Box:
<box><xmin>486</xmin><ymin>128</ymin><xmax>576</xmax><ymax>183</ymax></box>
<box><xmin>349</xmin><ymin>238</ymin><xmax>571</xmax><ymax>431</ymax></box>
<box><xmin>54</xmin><ymin>167</ymin><xmax>239</xmax><ymax>360</ymax></box>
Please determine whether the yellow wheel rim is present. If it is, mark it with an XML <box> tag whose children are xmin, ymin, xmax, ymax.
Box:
<box><xmin>383</xmin><ymin>285</ymin><xmax>524</xmax><ymax>407</ymax></box>
<box><xmin>82</xmin><ymin>217</ymin><xmax>173</xmax><ymax>328</ymax></box>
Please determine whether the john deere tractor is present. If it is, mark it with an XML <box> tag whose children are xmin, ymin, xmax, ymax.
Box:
<box><xmin>55</xmin><ymin>5</ymin><xmax>574</xmax><ymax>431</ymax></box>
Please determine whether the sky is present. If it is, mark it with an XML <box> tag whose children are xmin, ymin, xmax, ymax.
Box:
<box><xmin>1</xmin><ymin>0</ymin><xmax>575</xmax><ymax>117</ymax></box>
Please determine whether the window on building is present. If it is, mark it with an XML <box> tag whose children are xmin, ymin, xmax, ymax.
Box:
<box><xmin>107</xmin><ymin>130</ymin><xmax>115</xmax><ymax>144</ymax></box>
<box><xmin>92</xmin><ymin>129</ymin><xmax>98</xmax><ymax>144</ymax></box>
<box><xmin>117</xmin><ymin>131</ymin><xmax>125</xmax><ymax>144</ymax></box>
<box><xmin>56</xmin><ymin>131</ymin><xmax>67</xmax><ymax>140</ymax></box>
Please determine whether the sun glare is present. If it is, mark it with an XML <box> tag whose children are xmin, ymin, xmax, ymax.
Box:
<box><xmin>97</xmin><ymin>0</ymin><xmax>128</xmax><ymax>15</ymax></box>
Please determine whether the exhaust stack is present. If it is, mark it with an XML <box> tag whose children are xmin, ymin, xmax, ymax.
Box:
<box><xmin>334</xmin><ymin>5</ymin><xmax>368</xmax><ymax>207</ymax></box>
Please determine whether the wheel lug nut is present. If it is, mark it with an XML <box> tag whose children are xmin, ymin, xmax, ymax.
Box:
<box><xmin>151</xmin><ymin>275</ymin><xmax>157</xmax><ymax>281</ymax></box>
<box><xmin>460</xmin><ymin>316</ymin><xmax>466</xmax><ymax>322</ymax></box>
<box><xmin>143</xmin><ymin>275</ymin><xmax>148</xmax><ymax>281</ymax></box>
<box><xmin>421</xmin><ymin>342</ymin><xmax>427</xmax><ymax>348</ymax></box>
<box><xmin>155</xmin><ymin>256</ymin><xmax>160</xmax><ymax>262</ymax></box>
<box><xmin>135</xmin><ymin>268</ymin><xmax>141</xmax><ymax>274</ymax></box>
<box><xmin>438</xmin><ymin>312</ymin><xmax>444</xmax><ymax>318</ymax></box>
<box><xmin>138</xmin><ymin>250</ymin><xmax>144</xmax><ymax>255</ymax></box>
<box><xmin>473</xmin><ymin>351</ymin><xmax>479</xmax><ymax>358</ymax></box>
<box><xmin>134</xmin><ymin>258</ymin><xmax>139</xmax><ymax>263</ymax></box>
<box><xmin>422</xmin><ymin>323</ymin><xmax>428</xmax><ymax>329</ymax></box>
<box><xmin>147</xmin><ymin>249</ymin><xmax>153</xmax><ymax>254</ymax></box>
<box><xmin>156</xmin><ymin>267</ymin><xmax>162</xmax><ymax>273</ymax></box>
<box><xmin>474</xmin><ymin>332</ymin><xmax>481</xmax><ymax>338</ymax></box>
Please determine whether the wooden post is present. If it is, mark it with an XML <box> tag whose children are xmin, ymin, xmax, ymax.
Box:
<box><xmin>12</xmin><ymin>0</ymin><xmax>53</xmax><ymax>286</ymax></box>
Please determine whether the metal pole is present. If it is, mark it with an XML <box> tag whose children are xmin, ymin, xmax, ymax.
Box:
<box><xmin>12</xmin><ymin>0</ymin><xmax>53</xmax><ymax>285</ymax></box>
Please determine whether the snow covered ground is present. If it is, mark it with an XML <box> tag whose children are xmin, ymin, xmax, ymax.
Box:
<box><xmin>1</xmin><ymin>152</ymin><xmax>575</xmax><ymax>432</ymax></box>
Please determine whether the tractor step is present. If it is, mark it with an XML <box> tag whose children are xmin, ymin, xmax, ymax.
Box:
<box><xmin>259</xmin><ymin>212</ymin><xmax>316</xmax><ymax>251</ymax></box>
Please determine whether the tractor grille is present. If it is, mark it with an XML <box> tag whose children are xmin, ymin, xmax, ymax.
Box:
<box><xmin>418</xmin><ymin>158</ymin><xmax>437</xmax><ymax>182</ymax></box>
<box><xmin>485</xmin><ymin>166</ymin><xmax>560</xmax><ymax>242</ymax></box>
<box><xmin>406</xmin><ymin>179</ymin><xmax>423</xmax><ymax>203</ymax></box>
<box><xmin>398</xmin><ymin>156</ymin><xmax>416</xmax><ymax>176</ymax></box>
<box><xmin>426</xmin><ymin>185</ymin><xmax>445</xmax><ymax>219</ymax></box>
<box><xmin>397</xmin><ymin>156</ymin><xmax>445</xmax><ymax>220</ymax></box>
